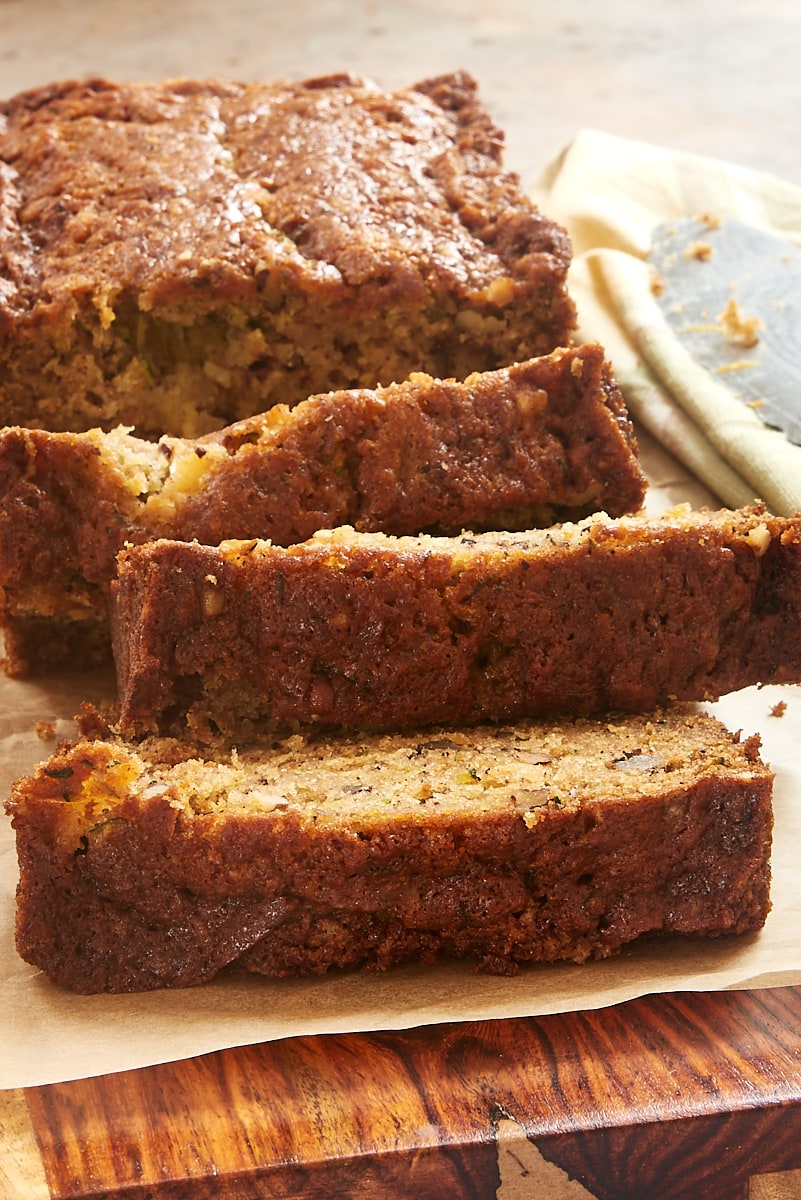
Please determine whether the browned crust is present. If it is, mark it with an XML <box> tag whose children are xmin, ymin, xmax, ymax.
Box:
<box><xmin>5</xmin><ymin>714</ymin><xmax>774</xmax><ymax>993</ymax></box>
<box><xmin>0</xmin><ymin>344</ymin><xmax>646</xmax><ymax>676</ymax></box>
<box><xmin>0</xmin><ymin>71</ymin><xmax>576</xmax><ymax>435</ymax></box>
<box><xmin>0</xmin><ymin>70</ymin><xmax>563</xmax><ymax>315</ymax></box>
<box><xmin>111</xmin><ymin>506</ymin><xmax>801</xmax><ymax>738</ymax></box>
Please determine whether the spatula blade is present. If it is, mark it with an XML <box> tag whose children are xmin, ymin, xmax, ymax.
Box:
<box><xmin>648</xmin><ymin>216</ymin><xmax>801</xmax><ymax>445</ymax></box>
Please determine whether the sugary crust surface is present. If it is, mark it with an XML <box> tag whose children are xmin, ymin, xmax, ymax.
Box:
<box><xmin>0</xmin><ymin>71</ymin><xmax>576</xmax><ymax>434</ymax></box>
<box><xmin>5</xmin><ymin>707</ymin><xmax>773</xmax><ymax>993</ymax></box>
<box><xmin>111</xmin><ymin>504</ymin><xmax>801</xmax><ymax>738</ymax></box>
<box><xmin>0</xmin><ymin>343</ymin><xmax>645</xmax><ymax>675</ymax></box>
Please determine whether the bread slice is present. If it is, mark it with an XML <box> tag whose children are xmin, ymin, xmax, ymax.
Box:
<box><xmin>0</xmin><ymin>344</ymin><xmax>646</xmax><ymax>676</ymax></box>
<box><xmin>0</xmin><ymin>72</ymin><xmax>575</xmax><ymax>439</ymax></box>
<box><xmin>5</xmin><ymin>706</ymin><xmax>773</xmax><ymax>993</ymax></box>
<box><xmin>111</xmin><ymin>504</ymin><xmax>801</xmax><ymax>739</ymax></box>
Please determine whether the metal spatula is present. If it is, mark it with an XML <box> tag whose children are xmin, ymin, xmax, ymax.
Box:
<box><xmin>647</xmin><ymin>215</ymin><xmax>801</xmax><ymax>445</ymax></box>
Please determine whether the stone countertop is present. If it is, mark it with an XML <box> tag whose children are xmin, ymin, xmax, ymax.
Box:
<box><xmin>1</xmin><ymin>0</ymin><xmax>799</xmax><ymax>190</ymax></box>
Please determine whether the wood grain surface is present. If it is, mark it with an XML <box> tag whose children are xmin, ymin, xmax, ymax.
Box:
<box><xmin>4</xmin><ymin>985</ymin><xmax>801</xmax><ymax>1199</ymax></box>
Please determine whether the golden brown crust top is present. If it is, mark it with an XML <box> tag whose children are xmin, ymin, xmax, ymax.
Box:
<box><xmin>0</xmin><ymin>71</ymin><xmax>571</xmax><ymax>322</ymax></box>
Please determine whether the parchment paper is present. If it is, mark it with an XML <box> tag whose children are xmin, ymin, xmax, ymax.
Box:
<box><xmin>2</xmin><ymin>433</ymin><xmax>801</xmax><ymax>1090</ymax></box>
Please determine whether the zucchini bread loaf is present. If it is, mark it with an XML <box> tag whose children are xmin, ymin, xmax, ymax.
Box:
<box><xmin>0</xmin><ymin>344</ymin><xmax>646</xmax><ymax>676</ymax></box>
<box><xmin>5</xmin><ymin>706</ymin><xmax>773</xmax><ymax>993</ymax></box>
<box><xmin>112</xmin><ymin>504</ymin><xmax>801</xmax><ymax>739</ymax></box>
<box><xmin>0</xmin><ymin>71</ymin><xmax>575</xmax><ymax>439</ymax></box>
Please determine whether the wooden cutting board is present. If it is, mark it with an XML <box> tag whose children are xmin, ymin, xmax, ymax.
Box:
<box><xmin>3</xmin><ymin>985</ymin><xmax>801</xmax><ymax>1199</ymax></box>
